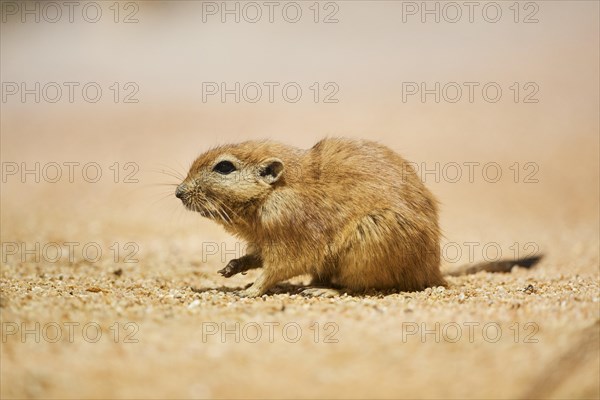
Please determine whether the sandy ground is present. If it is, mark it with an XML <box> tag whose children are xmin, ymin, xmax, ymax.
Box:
<box><xmin>1</xmin><ymin>1</ymin><xmax>599</xmax><ymax>399</ymax></box>
<box><xmin>1</xmin><ymin>195</ymin><xmax>599</xmax><ymax>399</ymax></box>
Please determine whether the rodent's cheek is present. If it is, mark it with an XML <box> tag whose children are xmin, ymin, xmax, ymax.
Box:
<box><xmin>202</xmin><ymin>186</ymin><xmax>237</xmax><ymax>206</ymax></box>
<box><xmin>233</xmin><ymin>178</ymin><xmax>259</xmax><ymax>192</ymax></box>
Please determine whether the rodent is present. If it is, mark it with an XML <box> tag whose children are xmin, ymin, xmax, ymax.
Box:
<box><xmin>175</xmin><ymin>138</ymin><xmax>541</xmax><ymax>297</ymax></box>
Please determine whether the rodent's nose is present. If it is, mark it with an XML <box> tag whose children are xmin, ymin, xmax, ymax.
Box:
<box><xmin>175</xmin><ymin>184</ymin><xmax>187</xmax><ymax>199</ymax></box>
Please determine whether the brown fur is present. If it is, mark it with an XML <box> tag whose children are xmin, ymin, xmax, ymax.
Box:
<box><xmin>176</xmin><ymin>138</ymin><xmax>446</xmax><ymax>297</ymax></box>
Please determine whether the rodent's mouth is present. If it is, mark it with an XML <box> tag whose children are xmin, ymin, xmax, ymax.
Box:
<box><xmin>180</xmin><ymin>195</ymin><xmax>231</xmax><ymax>223</ymax></box>
<box><xmin>181</xmin><ymin>198</ymin><xmax>210</xmax><ymax>217</ymax></box>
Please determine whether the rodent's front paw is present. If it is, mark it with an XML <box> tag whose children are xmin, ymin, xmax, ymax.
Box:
<box><xmin>218</xmin><ymin>259</ymin><xmax>243</xmax><ymax>278</ymax></box>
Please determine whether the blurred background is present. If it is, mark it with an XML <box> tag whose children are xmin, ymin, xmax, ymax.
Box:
<box><xmin>1</xmin><ymin>1</ymin><xmax>597</xmax><ymax>246</ymax></box>
<box><xmin>1</xmin><ymin>1</ymin><xmax>598</xmax><ymax>399</ymax></box>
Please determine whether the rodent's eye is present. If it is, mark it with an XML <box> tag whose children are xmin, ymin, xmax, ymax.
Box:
<box><xmin>213</xmin><ymin>160</ymin><xmax>236</xmax><ymax>175</ymax></box>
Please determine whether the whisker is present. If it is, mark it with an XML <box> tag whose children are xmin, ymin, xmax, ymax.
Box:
<box><xmin>210</xmin><ymin>199</ymin><xmax>243</xmax><ymax>224</ymax></box>
<box><xmin>156</xmin><ymin>163</ymin><xmax>186</xmax><ymax>180</ymax></box>
<box><xmin>149</xmin><ymin>168</ymin><xmax>185</xmax><ymax>181</ymax></box>
<box><xmin>216</xmin><ymin>206</ymin><xmax>230</xmax><ymax>225</ymax></box>
<box><xmin>200</xmin><ymin>193</ymin><xmax>233</xmax><ymax>225</ymax></box>
<box><xmin>142</xmin><ymin>183</ymin><xmax>179</xmax><ymax>188</ymax></box>
<box><xmin>150</xmin><ymin>192</ymin><xmax>176</xmax><ymax>206</ymax></box>
<box><xmin>214</xmin><ymin>200</ymin><xmax>233</xmax><ymax>224</ymax></box>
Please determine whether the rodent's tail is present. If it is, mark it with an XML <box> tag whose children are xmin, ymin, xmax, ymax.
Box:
<box><xmin>444</xmin><ymin>255</ymin><xmax>543</xmax><ymax>277</ymax></box>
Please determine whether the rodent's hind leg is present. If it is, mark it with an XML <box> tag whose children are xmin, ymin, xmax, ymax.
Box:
<box><xmin>300</xmin><ymin>287</ymin><xmax>341</xmax><ymax>298</ymax></box>
<box><xmin>218</xmin><ymin>253</ymin><xmax>262</xmax><ymax>278</ymax></box>
<box><xmin>238</xmin><ymin>265</ymin><xmax>298</xmax><ymax>298</ymax></box>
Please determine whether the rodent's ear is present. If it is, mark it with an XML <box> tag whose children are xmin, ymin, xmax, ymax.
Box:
<box><xmin>259</xmin><ymin>158</ymin><xmax>284</xmax><ymax>184</ymax></box>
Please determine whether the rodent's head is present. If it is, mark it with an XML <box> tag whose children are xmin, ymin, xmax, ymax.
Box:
<box><xmin>176</xmin><ymin>142</ymin><xmax>287</xmax><ymax>222</ymax></box>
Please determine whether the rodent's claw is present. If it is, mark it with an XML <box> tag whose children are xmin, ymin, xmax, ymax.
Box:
<box><xmin>218</xmin><ymin>259</ymin><xmax>242</xmax><ymax>278</ymax></box>
<box><xmin>217</xmin><ymin>266</ymin><xmax>235</xmax><ymax>278</ymax></box>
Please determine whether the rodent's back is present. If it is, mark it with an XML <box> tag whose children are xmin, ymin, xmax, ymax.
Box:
<box><xmin>295</xmin><ymin>138</ymin><xmax>438</xmax><ymax>227</ymax></box>
<box><xmin>302</xmin><ymin>139</ymin><xmax>435</xmax><ymax>208</ymax></box>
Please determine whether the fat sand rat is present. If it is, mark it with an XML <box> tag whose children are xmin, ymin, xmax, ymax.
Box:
<box><xmin>175</xmin><ymin>138</ymin><xmax>541</xmax><ymax>297</ymax></box>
